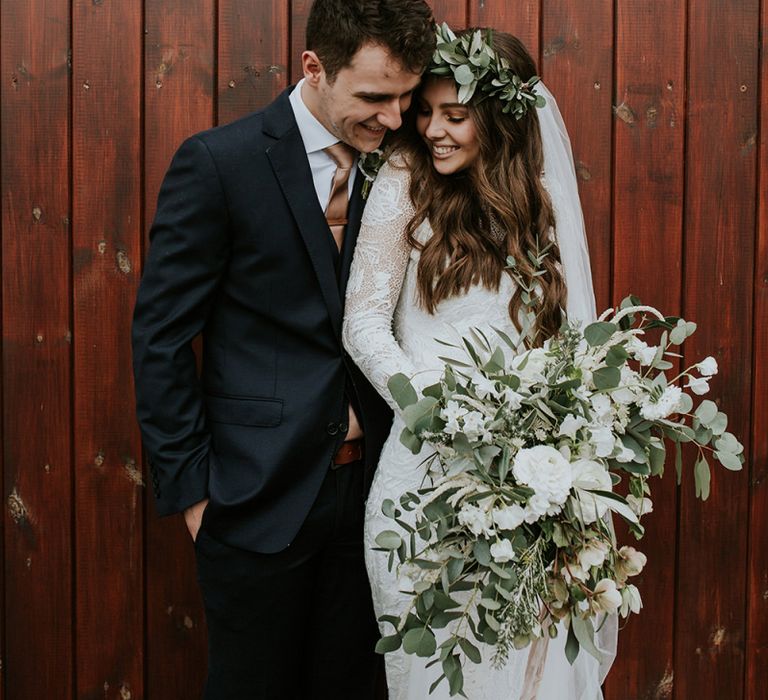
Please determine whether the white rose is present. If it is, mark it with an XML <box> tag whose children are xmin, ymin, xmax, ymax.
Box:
<box><xmin>590</xmin><ymin>394</ymin><xmax>612</xmax><ymax>423</ymax></box>
<box><xmin>589</xmin><ymin>425</ymin><xmax>616</xmax><ymax>458</ymax></box>
<box><xmin>593</xmin><ymin>579</ymin><xmax>622</xmax><ymax>613</ymax></box>
<box><xmin>523</xmin><ymin>493</ymin><xmax>551</xmax><ymax>523</ymax></box>
<box><xmin>697</xmin><ymin>356</ymin><xmax>718</xmax><ymax>376</ymax></box>
<box><xmin>620</xmin><ymin>584</ymin><xmax>643</xmax><ymax>616</ymax></box>
<box><xmin>513</xmin><ymin>446</ymin><xmax>573</xmax><ymax>506</ymax></box>
<box><xmin>686</xmin><ymin>376</ymin><xmax>710</xmax><ymax>395</ymax></box>
<box><xmin>578</xmin><ymin>540</ymin><xmax>610</xmax><ymax>570</ymax></box>
<box><xmin>558</xmin><ymin>414</ymin><xmax>588</xmax><ymax>439</ymax></box>
<box><xmin>490</xmin><ymin>538</ymin><xmax>516</xmax><ymax>563</ymax></box>
<box><xmin>492</xmin><ymin>504</ymin><xmax>526</xmax><ymax>531</ymax></box>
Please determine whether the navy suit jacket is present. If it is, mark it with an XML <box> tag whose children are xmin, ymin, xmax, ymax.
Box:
<box><xmin>132</xmin><ymin>87</ymin><xmax>392</xmax><ymax>553</ymax></box>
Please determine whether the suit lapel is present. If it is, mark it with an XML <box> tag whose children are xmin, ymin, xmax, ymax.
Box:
<box><xmin>265</xmin><ymin>89</ymin><xmax>343</xmax><ymax>337</ymax></box>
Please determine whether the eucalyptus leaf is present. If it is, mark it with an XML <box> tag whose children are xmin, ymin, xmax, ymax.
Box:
<box><xmin>388</xmin><ymin>373</ymin><xmax>418</xmax><ymax>410</ymax></box>
<box><xmin>402</xmin><ymin>627</ymin><xmax>437</xmax><ymax>657</ymax></box>
<box><xmin>375</xmin><ymin>530</ymin><xmax>402</xmax><ymax>550</ymax></box>
<box><xmin>592</xmin><ymin>366</ymin><xmax>621</xmax><ymax>391</ymax></box>
<box><xmin>571</xmin><ymin>616</ymin><xmax>603</xmax><ymax>663</ymax></box>
<box><xmin>375</xmin><ymin>634</ymin><xmax>402</xmax><ymax>654</ymax></box>
<box><xmin>695</xmin><ymin>399</ymin><xmax>718</xmax><ymax>425</ymax></box>
<box><xmin>584</xmin><ymin>322</ymin><xmax>618</xmax><ymax>347</ymax></box>
<box><xmin>694</xmin><ymin>455</ymin><xmax>711</xmax><ymax>500</ymax></box>
<box><xmin>715</xmin><ymin>450</ymin><xmax>743</xmax><ymax>471</ymax></box>
<box><xmin>565</xmin><ymin>622</ymin><xmax>580</xmax><ymax>664</ymax></box>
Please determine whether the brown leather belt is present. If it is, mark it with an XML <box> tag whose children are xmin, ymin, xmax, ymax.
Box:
<box><xmin>333</xmin><ymin>439</ymin><xmax>363</xmax><ymax>466</ymax></box>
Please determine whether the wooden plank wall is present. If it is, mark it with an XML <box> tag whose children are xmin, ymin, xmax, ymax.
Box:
<box><xmin>1</xmin><ymin>1</ymin><xmax>765</xmax><ymax>698</ymax></box>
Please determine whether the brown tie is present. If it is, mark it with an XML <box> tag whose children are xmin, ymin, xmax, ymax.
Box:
<box><xmin>324</xmin><ymin>142</ymin><xmax>356</xmax><ymax>251</ymax></box>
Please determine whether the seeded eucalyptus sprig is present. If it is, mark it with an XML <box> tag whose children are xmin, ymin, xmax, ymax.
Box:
<box><xmin>431</xmin><ymin>23</ymin><xmax>546</xmax><ymax>118</ymax></box>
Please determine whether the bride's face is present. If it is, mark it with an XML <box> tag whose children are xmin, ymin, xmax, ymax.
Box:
<box><xmin>415</xmin><ymin>79</ymin><xmax>480</xmax><ymax>175</ymax></box>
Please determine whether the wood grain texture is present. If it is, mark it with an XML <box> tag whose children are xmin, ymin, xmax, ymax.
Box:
<box><xmin>218</xmin><ymin>0</ymin><xmax>290</xmax><ymax>124</ymax></box>
<box><xmin>606</xmin><ymin>3</ymin><xmax>686</xmax><ymax>697</ymax></box>
<box><xmin>746</xmin><ymin>0</ymin><xmax>768</xmax><ymax>696</ymax></box>
<box><xmin>674</xmin><ymin>2</ymin><xmax>759</xmax><ymax>698</ymax></box>
<box><xmin>540</xmin><ymin>0</ymin><xmax>614</xmax><ymax>315</ymax></box>
<box><xmin>429</xmin><ymin>0</ymin><xmax>467</xmax><ymax>27</ymax></box>
<box><xmin>71</xmin><ymin>0</ymin><xmax>144</xmax><ymax>697</ymax></box>
<box><xmin>143</xmin><ymin>1</ymin><xmax>216</xmax><ymax>697</ymax></box>
<box><xmin>290</xmin><ymin>0</ymin><xmax>313</xmax><ymax>84</ymax></box>
<box><xmin>468</xmin><ymin>0</ymin><xmax>540</xmax><ymax>60</ymax></box>
<box><xmin>0</xmin><ymin>2</ymin><xmax>72</xmax><ymax>698</ymax></box>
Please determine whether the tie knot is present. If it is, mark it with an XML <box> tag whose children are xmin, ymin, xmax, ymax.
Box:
<box><xmin>324</xmin><ymin>142</ymin><xmax>356</xmax><ymax>170</ymax></box>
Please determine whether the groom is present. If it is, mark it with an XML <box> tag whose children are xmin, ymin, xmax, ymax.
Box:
<box><xmin>131</xmin><ymin>0</ymin><xmax>434</xmax><ymax>697</ymax></box>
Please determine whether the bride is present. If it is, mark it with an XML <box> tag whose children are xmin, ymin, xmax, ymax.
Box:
<box><xmin>343</xmin><ymin>27</ymin><xmax>616</xmax><ymax>699</ymax></box>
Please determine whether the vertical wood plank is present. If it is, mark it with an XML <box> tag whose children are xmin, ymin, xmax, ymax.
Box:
<box><xmin>468</xmin><ymin>0</ymin><xmax>540</xmax><ymax>60</ymax></box>
<box><xmin>144</xmin><ymin>1</ymin><xmax>216</xmax><ymax>697</ymax></box>
<box><xmin>675</xmin><ymin>2</ymin><xmax>759</xmax><ymax>698</ymax></box>
<box><xmin>72</xmin><ymin>0</ymin><xmax>144</xmax><ymax>697</ymax></box>
<box><xmin>430</xmin><ymin>0</ymin><xmax>467</xmax><ymax>27</ymax></box>
<box><xmin>607</xmin><ymin>3</ymin><xmax>686</xmax><ymax>696</ymax></box>
<box><xmin>540</xmin><ymin>0</ymin><xmax>614</xmax><ymax>316</ymax></box>
<box><xmin>290</xmin><ymin>0</ymin><xmax>312</xmax><ymax>84</ymax></box>
<box><xmin>0</xmin><ymin>2</ymin><xmax>73</xmax><ymax>698</ymax></box>
<box><xmin>218</xmin><ymin>0</ymin><xmax>290</xmax><ymax>125</ymax></box>
<box><xmin>746</xmin><ymin>0</ymin><xmax>768</xmax><ymax>696</ymax></box>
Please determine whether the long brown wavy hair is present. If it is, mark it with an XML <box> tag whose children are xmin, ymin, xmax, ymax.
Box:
<box><xmin>396</xmin><ymin>29</ymin><xmax>567</xmax><ymax>347</ymax></box>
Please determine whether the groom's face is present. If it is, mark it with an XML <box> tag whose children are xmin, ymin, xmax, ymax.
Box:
<box><xmin>302</xmin><ymin>43</ymin><xmax>422</xmax><ymax>152</ymax></box>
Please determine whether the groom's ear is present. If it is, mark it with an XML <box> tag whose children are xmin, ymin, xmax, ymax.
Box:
<box><xmin>302</xmin><ymin>50</ymin><xmax>324</xmax><ymax>86</ymax></box>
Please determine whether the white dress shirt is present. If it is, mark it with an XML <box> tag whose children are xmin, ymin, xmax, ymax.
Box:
<box><xmin>288</xmin><ymin>79</ymin><xmax>357</xmax><ymax>211</ymax></box>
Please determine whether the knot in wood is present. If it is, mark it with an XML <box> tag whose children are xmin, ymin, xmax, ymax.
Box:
<box><xmin>7</xmin><ymin>489</ymin><xmax>28</xmax><ymax>524</ymax></box>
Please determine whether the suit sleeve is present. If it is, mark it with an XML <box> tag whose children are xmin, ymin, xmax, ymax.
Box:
<box><xmin>132</xmin><ymin>135</ymin><xmax>230</xmax><ymax>516</ymax></box>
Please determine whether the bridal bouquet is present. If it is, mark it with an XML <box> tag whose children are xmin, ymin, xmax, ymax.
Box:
<box><xmin>374</xmin><ymin>298</ymin><xmax>744</xmax><ymax>696</ymax></box>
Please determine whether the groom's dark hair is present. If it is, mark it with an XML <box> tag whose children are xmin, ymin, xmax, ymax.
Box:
<box><xmin>306</xmin><ymin>0</ymin><xmax>435</xmax><ymax>81</ymax></box>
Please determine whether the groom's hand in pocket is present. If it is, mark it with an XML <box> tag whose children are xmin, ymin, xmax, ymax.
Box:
<box><xmin>184</xmin><ymin>498</ymin><xmax>209</xmax><ymax>542</ymax></box>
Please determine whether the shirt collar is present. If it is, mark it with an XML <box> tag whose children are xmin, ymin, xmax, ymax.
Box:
<box><xmin>289</xmin><ymin>79</ymin><xmax>339</xmax><ymax>155</ymax></box>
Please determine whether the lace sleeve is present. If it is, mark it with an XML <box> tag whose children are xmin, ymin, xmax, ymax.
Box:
<box><xmin>343</xmin><ymin>156</ymin><xmax>419</xmax><ymax>412</ymax></box>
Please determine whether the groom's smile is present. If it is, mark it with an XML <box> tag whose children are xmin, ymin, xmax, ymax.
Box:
<box><xmin>301</xmin><ymin>42</ymin><xmax>422</xmax><ymax>153</ymax></box>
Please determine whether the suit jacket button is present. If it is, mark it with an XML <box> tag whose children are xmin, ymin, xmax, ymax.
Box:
<box><xmin>339</xmin><ymin>422</ymin><xmax>349</xmax><ymax>433</ymax></box>
<box><xmin>326</xmin><ymin>422</ymin><xmax>339</xmax><ymax>435</ymax></box>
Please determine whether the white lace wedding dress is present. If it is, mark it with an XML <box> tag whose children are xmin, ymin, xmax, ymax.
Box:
<box><xmin>343</xmin><ymin>156</ymin><xmax>612</xmax><ymax>700</ymax></box>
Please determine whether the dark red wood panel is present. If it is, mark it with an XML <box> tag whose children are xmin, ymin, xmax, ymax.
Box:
<box><xmin>674</xmin><ymin>2</ymin><xmax>759</xmax><ymax>698</ymax></box>
<box><xmin>541</xmin><ymin>0</ymin><xmax>614</xmax><ymax>322</ymax></box>
<box><xmin>468</xmin><ymin>0</ymin><xmax>540</xmax><ymax>61</ymax></box>
<box><xmin>218</xmin><ymin>0</ymin><xmax>290</xmax><ymax>125</ymax></box>
<box><xmin>0</xmin><ymin>2</ymin><xmax>73</xmax><ymax>698</ymax></box>
<box><xmin>143</xmin><ymin>1</ymin><xmax>216</xmax><ymax>697</ymax></box>
<box><xmin>430</xmin><ymin>0</ymin><xmax>467</xmax><ymax>27</ymax></box>
<box><xmin>72</xmin><ymin>0</ymin><xmax>144</xmax><ymax>697</ymax></box>
<box><xmin>746</xmin><ymin>1</ymin><xmax>768</xmax><ymax>696</ymax></box>
<box><xmin>607</xmin><ymin>3</ymin><xmax>686</xmax><ymax>698</ymax></box>
<box><xmin>290</xmin><ymin>0</ymin><xmax>312</xmax><ymax>84</ymax></box>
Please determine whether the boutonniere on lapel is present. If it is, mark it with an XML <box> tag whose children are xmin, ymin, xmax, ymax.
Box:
<box><xmin>358</xmin><ymin>147</ymin><xmax>389</xmax><ymax>200</ymax></box>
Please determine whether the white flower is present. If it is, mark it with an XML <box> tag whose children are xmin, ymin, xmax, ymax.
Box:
<box><xmin>462</xmin><ymin>410</ymin><xmax>486</xmax><ymax>441</ymax></box>
<box><xmin>686</xmin><ymin>376</ymin><xmax>710</xmax><ymax>395</ymax></box>
<box><xmin>626</xmin><ymin>495</ymin><xmax>653</xmax><ymax>517</ymax></box>
<box><xmin>442</xmin><ymin>400</ymin><xmax>466</xmax><ymax>422</ymax></box>
<box><xmin>558</xmin><ymin>414</ymin><xmax>588</xmax><ymax>439</ymax></box>
<box><xmin>511</xmin><ymin>348</ymin><xmax>548</xmax><ymax>387</ymax></box>
<box><xmin>697</xmin><ymin>356</ymin><xmax>718</xmax><ymax>376</ymax></box>
<box><xmin>457</xmin><ymin>503</ymin><xmax>495</xmax><ymax>537</ymax></box>
<box><xmin>473</xmin><ymin>374</ymin><xmax>500</xmax><ymax>400</ymax></box>
<box><xmin>589</xmin><ymin>425</ymin><xmax>616</xmax><ymax>458</ymax></box>
<box><xmin>502</xmin><ymin>388</ymin><xmax>524</xmax><ymax>410</ymax></box>
<box><xmin>570</xmin><ymin>458</ymin><xmax>613</xmax><ymax>523</ymax></box>
<box><xmin>512</xmin><ymin>446</ymin><xmax>573</xmax><ymax>508</ymax></box>
<box><xmin>490</xmin><ymin>539</ymin><xmax>516</xmax><ymax>563</ymax></box>
<box><xmin>563</xmin><ymin>562</ymin><xmax>588</xmax><ymax>583</ymax></box>
<box><xmin>639</xmin><ymin>385</ymin><xmax>683</xmax><ymax>420</ymax></box>
<box><xmin>492</xmin><ymin>504</ymin><xmax>526</xmax><ymax>531</ymax></box>
<box><xmin>627</xmin><ymin>338</ymin><xmax>658</xmax><ymax>366</ymax></box>
<box><xmin>523</xmin><ymin>493</ymin><xmax>552</xmax><ymax>523</ymax></box>
<box><xmin>593</xmin><ymin>579</ymin><xmax>622</xmax><ymax>613</ymax></box>
<box><xmin>617</xmin><ymin>546</ymin><xmax>647</xmax><ymax>577</ymax></box>
<box><xmin>590</xmin><ymin>394</ymin><xmax>612</xmax><ymax>424</ymax></box>
<box><xmin>614</xmin><ymin>444</ymin><xmax>636</xmax><ymax>463</ymax></box>
<box><xmin>620</xmin><ymin>584</ymin><xmax>643</xmax><ymax>616</ymax></box>
<box><xmin>578</xmin><ymin>540</ymin><xmax>610</xmax><ymax>570</ymax></box>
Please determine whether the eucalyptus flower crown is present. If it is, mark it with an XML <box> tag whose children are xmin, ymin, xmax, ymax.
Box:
<box><xmin>430</xmin><ymin>23</ymin><xmax>546</xmax><ymax>118</ymax></box>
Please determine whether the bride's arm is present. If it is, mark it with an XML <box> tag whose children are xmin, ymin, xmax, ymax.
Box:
<box><xmin>343</xmin><ymin>157</ymin><xmax>420</xmax><ymax>412</ymax></box>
